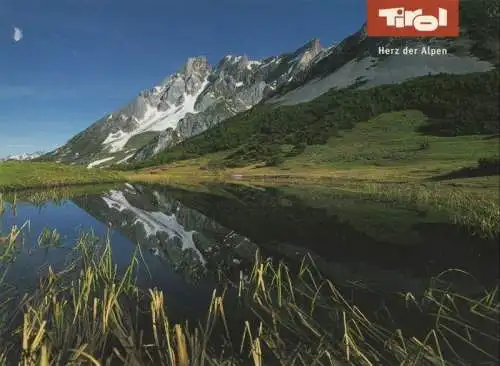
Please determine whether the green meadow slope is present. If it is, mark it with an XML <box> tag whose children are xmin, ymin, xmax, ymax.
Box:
<box><xmin>127</xmin><ymin>70</ymin><xmax>499</xmax><ymax>180</ymax></box>
<box><xmin>282</xmin><ymin>110</ymin><xmax>499</xmax><ymax>176</ymax></box>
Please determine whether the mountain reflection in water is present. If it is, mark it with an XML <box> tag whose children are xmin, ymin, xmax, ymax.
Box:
<box><xmin>1</xmin><ymin>182</ymin><xmax>497</xmax><ymax>324</ymax></box>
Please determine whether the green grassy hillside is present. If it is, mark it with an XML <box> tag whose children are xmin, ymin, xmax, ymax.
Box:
<box><xmin>284</xmin><ymin>110</ymin><xmax>499</xmax><ymax>174</ymax></box>
<box><xmin>130</xmin><ymin>70</ymin><xmax>499</xmax><ymax>171</ymax></box>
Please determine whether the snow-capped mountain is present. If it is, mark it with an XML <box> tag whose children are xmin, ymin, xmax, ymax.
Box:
<box><xmin>1</xmin><ymin>151</ymin><xmax>44</xmax><ymax>161</ymax></box>
<box><xmin>43</xmin><ymin>0</ymin><xmax>498</xmax><ymax>168</ymax></box>
<box><xmin>45</xmin><ymin>39</ymin><xmax>324</xmax><ymax>167</ymax></box>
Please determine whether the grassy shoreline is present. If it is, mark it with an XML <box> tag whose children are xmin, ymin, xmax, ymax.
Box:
<box><xmin>1</xmin><ymin>157</ymin><xmax>498</xmax><ymax>240</ymax></box>
<box><xmin>128</xmin><ymin>172</ymin><xmax>500</xmax><ymax>241</ymax></box>
<box><xmin>0</xmin><ymin>161</ymin><xmax>125</xmax><ymax>192</ymax></box>
<box><xmin>127</xmin><ymin>164</ymin><xmax>500</xmax><ymax>187</ymax></box>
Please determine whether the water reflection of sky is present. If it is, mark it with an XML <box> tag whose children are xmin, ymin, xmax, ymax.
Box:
<box><xmin>0</xmin><ymin>199</ymin><xmax>216</xmax><ymax>322</ymax></box>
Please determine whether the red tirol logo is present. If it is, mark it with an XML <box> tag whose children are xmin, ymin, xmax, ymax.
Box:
<box><xmin>367</xmin><ymin>0</ymin><xmax>460</xmax><ymax>37</ymax></box>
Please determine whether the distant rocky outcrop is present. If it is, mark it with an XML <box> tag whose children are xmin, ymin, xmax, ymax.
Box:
<box><xmin>1</xmin><ymin>151</ymin><xmax>44</xmax><ymax>161</ymax></box>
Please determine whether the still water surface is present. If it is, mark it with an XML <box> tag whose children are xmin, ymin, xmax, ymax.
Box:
<box><xmin>1</xmin><ymin>183</ymin><xmax>497</xmax><ymax>322</ymax></box>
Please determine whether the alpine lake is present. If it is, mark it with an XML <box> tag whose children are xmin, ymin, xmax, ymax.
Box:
<box><xmin>0</xmin><ymin>181</ymin><xmax>498</xmax><ymax>364</ymax></box>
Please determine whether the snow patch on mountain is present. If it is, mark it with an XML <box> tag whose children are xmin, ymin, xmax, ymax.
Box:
<box><xmin>247</xmin><ymin>60</ymin><xmax>262</xmax><ymax>70</ymax></box>
<box><xmin>116</xmin><ymin>153</ymin><xmax>136</xmax><ymax>164</ymax></box>
<box><xmin>87</xmin><ymin>156</ymin><xmax>115</xmax><ymax>168</ymax></box>
<box><xmin>102</xmin><ymin>78</ymin><xmax>210</xmax><ymax>152</ymax></box>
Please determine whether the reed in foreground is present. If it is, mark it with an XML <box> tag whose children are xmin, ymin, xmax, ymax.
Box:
<box><xmin>0</xmin><ymin>227</ymin><xmax>498</xmax><ymax>365</ymax></box>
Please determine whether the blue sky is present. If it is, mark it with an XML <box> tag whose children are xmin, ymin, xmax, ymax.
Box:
<box><xmin>0</xmin><ymin>0</ymin><xmax>365</xmax><ymax>157</ymax></box>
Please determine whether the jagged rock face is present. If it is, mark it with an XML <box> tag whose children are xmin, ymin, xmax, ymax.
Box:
<box><xmin>132</xmin><ymin>127</ymin><xmax>179</xmax><ymax>161</ymax></box>
<box><xmin>130</xmin><ymin>43</ymin><xmax>325</xmax><ymax>159</ymax></box>
<box><xmin>44</xmin><ymin>40</ymin><xmax>325</xmax><ymax>166</ymax></box>
<box><xmin>158</xmin><ymin>56</ymin><xmax>212</xmax><ymax>109</ymax></box>
<box><xmin>236</xmin><ymin>81</ymin><xmax>269</xmax><ymax>107</ymax></box>
<box><xmin>119</xmin><ymin>95</ymin><xmax>149</xmax><ymax>122</ymax></box>
<box><xmin>269</xmin><ymin>18</ymin><xmax>497</xmax><ymax>105</ymax></box>
<box><xmin>46</xmin><ymin>57</ymin><xmax>213</xmax><ymax>165</ymax></box>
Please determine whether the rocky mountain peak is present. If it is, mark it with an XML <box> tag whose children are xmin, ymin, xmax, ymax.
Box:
<box><xmin>310</xmin><ymin>38</ymin><xmax>322</xmax><ymax>53</ymax></box>
<box><xmin>217</xmin><ymin>55</ymin><xmax>250</xmax><ymax>71</ymax></box>
<box><xmin>46</xmin><ymin>37</ymin><xmax>335</xmax><ymax>165</ymax></box>
<box><xmin>294</xmin><ymin>39</ymin><xmax>323</xmax><ymax>70</ymax></box>
<box><xmin>183</xmin><ymin>56</ymin><xmax>211</xmax><ymax>78</ymax></box>
<box><xmin>293</xmin><ymin>38</ymin><xmax>323</xmax><ymax>58</ymax></box>
<box><xmin>159</xmin><ymin>56</ymin><xmax>211</xmax><ymax>88</ymax></box>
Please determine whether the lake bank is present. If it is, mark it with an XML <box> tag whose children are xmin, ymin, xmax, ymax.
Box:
<box><xmin>0</xmin><ymin>161</ymin><xmax>125</xmax><ymax>192</ymax></box>
<box><xmin>127</xmin><ymin>165</ymin><xmax>500</xmax><ymax>242</ymax></box>
<box><xmin>1</xmin><ymin>160</ymin><xmax>497</xmax><ymax>241</ymax></box>
<box><xmin>1</xmin><ymin>159</ymin><xmax>496</xmax><ymax>241</ymax></box>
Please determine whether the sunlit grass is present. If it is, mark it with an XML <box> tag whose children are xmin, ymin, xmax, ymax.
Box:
<box><xmin>0</xmin><ymin>162</ymin><xmax>124</xmax><ymax>191</ymax></box>
<box><xmin>236</xmin><ymin>254</ymin><xmax>499</xmax><ymax>365</ymax></box>
<box><xmin>0</xmin><ymin>217</ymin><xmax>497</xmax><ymax>365</ymax></box>
<box><xmin>0</xmin><ymin>229</ymin><xmax>237</xmax><ymax>365</ymax></box>
<box><xmin>0</xmin><ymin>221</ymin><xmax>29</xmax><ymax>262</ymax></box>
<box><xmin>354</xmin><ymin>182</ymin><xmax>500</xmax><ymax>240</ymax></box>
<box><xmin>1</xmin><ymin>184</ymin><xmax>120</xmax><ymax>207</ymax></box>
<box><xmin>286</xmin><ymin>181</ymin><xmax>500</xmax><ymax>241</ymax></box>
<box><xmin>37</xmin><ymin>228</ymin><xmax>62</xmax><ymax>249</ymax></box>
<box><xmin>126</xmin><ymin>110</ymin><xmax>499</xmax><ymax>185</ymax></box>
<box><xmin>0</xmin><ymin>193</ymin><xmax>4</xmax><ymax>216</ymax></box>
